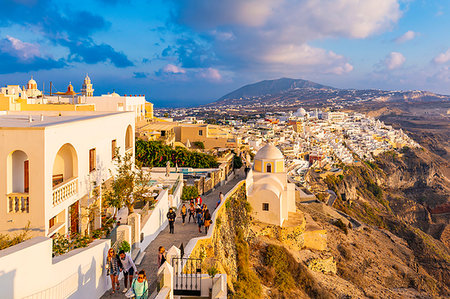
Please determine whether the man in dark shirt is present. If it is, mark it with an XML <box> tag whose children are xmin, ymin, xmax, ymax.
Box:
<box><xmin>167</xmin><ymin>208</ymin><xmax>176</xmax><ymax>234</ymax></box>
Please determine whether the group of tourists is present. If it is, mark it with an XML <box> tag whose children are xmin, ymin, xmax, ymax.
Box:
<box><xmin>166</xmin><ymin>193</ymin><xmax>221</xmax><ymax>235</ymax></box>
<box><xmin>106</xmin><ymin>248</ymin><xmax>148</xmax><ymax>298</ymax></box>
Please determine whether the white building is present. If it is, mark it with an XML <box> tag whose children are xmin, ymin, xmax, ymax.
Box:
<box><xmin>247</xmin><ymin>144</ymin><xmax>296</xmax><ymax>226</ymax></box>
<box><xmin>0</xmin><ymin>111</ymin><xmax>135</xmax><ymax>237</ymax></box>
<box><xmin>83</xmin><ymin>93</ymin><xmax>146</xmax><ymax>120</ymax></box>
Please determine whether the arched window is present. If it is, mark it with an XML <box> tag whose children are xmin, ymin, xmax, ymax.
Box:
<box><xmin>266</xmin><ymin>163</ymin><xmax>272</xmax><ymax>173</ymax></box>
<box><xmin>125</xmin><ymin>125</ymin><xmax>133</xmax><ymax>150</ymax></box>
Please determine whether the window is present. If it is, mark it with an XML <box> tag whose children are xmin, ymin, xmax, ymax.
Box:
<box><xmin>199</xmin><ymin>129</ymin><xmax>203</xmax><ymax>136</ymax></box>
<box><xmin>111</xmin><ymin>140</ymin><xmax>117</xmax><ymax>159</ymax></box>
<box><xmin>161</xmin><ymin>130</ymin><xmax>166</xmax><ymax>137</ymax></box>
<box><xmin>262</xmin><ymin>203</ymin><xmax>269</xmax><ymax>211</ymax></box>
<box><xmin>89</xmin><ymin>148</ymin><xmax>96</xmax><ymax>172</ymax></box>
<box><xmin>49</xmin><ymin>216</ymin><xmax>56</xmax><ymax>228</ymax></box>
<box><xmin>266</xmin><ymin>164</ymin><xmax>272</xmax><ymax>173</ymax></box>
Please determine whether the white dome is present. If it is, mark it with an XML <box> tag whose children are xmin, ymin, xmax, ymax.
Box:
<box><xmin>294</xmin><ymin>107</ymin><xmax>306</xmax><ymax>117</ymax></box>
<box><xmin>254</xmin><ymin>143</ymin><xmax>284</xmax><ymax>160</ymax></box>
<box><xmin>28</xmin><ymin>77</ymin><xmax>37</xmax><ymax>86</ymax></box>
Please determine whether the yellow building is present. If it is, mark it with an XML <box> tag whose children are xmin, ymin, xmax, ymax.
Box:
<box><xmin>175</xmin><ymin>124</ymin><xmax>240</xmax><ymax>150</ymax></box>
<box><xmin>145</xmin><ymin>102</ymin><xmax>154</xmax><ymax>119</ymax></box>
<box><xmin>136</xmin><ymin>122</ymin><xmax>177</xmax><ymax>146</ymax></box>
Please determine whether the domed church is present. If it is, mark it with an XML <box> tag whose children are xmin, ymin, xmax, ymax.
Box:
<box><xmin>248</xmin><ymin>143</ymin><xmax>296</xmax><ymax>226</ymax></box>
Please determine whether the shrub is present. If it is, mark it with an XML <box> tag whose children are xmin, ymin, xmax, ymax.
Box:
<box><xmin>263</xmin><ymin>244</ymin><xmax>330</xmax><ymax>298</ymax></box>
<box><xmin>193</xmin><ymin>141</ymin><xmax>205</xmax><ymax>149</ymax></box>
<box><xmin>181</xmin><ymin>185</ymin><xmax>199</xmax><ymax>201</ymax></box>
<box><xmin>332</xmin><ymin>218</ymin><xmax>348</xmax><ymax>235</ymax></box>
<box><xmin>119</xmin><ymin>240</ymin><xmax>131</xmax><ymax>253</ymax></box>
<box><xmin>0</xmin><ymin>222</ymin><xmax>31</xmax><ymax>250</ymax></box>
<box><xmin>233</xmin><ymin>154</ymin><xmax>243</xmax><ymax>169</ymax></box>
<box><xmin>233</xmin><ymin>229</ymin><xmax>262</xmax><ymax>298</ymax></box>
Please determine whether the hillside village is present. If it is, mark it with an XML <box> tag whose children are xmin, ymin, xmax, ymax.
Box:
<box><xmin>0</xmin><ymin>76</ymin><xmax>448</xmax><ymax>298</ymax></box>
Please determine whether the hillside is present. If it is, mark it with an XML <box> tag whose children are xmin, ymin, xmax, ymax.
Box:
<box><xmin>208</xmin><ymin>78</ymin><xmax>449</xmax><ymax>108</ymax></box>
<box><xmin>214</xmin><ymin>78</ymin><xmax>335</xmax><ymax>103</ymax></box>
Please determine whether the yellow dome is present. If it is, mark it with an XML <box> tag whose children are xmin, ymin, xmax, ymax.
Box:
<box><xmin>254</xmin><ymin>143</ymin><xmax>284</xmax><ymax>160</ymax></box>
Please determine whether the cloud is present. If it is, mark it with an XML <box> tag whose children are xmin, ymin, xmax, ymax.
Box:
<box><xmin>2</xmin><ymin>36</ymin><xmax>40</xmax><ymax>59</ymax></box>
<box><xmin>0</xmin><ymin>0</ymin><xmax>133</xmax><ymax>70</ymax></box>
<box><xmin>60</xmin><ymin>39</ymin><xmax>133</xmax><ymax>68</ymax></box>
<box><xmin>261</xmin><ymin>43</ymin><xmax>353</xmax><ymax>75</ymax></box>
<box><xmin>0</xmin><ymin>37</ymin><xmax>65</xmax><ymax>73</ymax></box>
<box><xmin>394</xmin><ymin>30</ymin><xmax>417</xmax><ymax>43</ymax></box>
<box><xmin>161</xmin><ymin>38</ymin><xmax>214</xmax><ymax>68</ymax></box>
<box><xmin>384</xmin><ymin>52</ymin><xmax>406</xmax><ymax>70</ymax></box>
<box><xmin>433</xmin><ymin>49</ymin><xmax>450</xmax><ymax>64</ymax></box>
<box><xmin>197</xmin><ymin>68</ymin><xmax>222</xmax><ymax>81</ymax></box>
<box><xmin>165</xmin><ymin>0</ymin><xmax>401</xmax><ymax>77</ymax></box>
<box><xmin>163</xmin><ymin>64</ymin><xmax>186</xmax><ymax>74</ymax></box>
<box><xmin>133</xmin><ymin>72</ymin><xmax>148</xmax><ymax>78</ymax></box>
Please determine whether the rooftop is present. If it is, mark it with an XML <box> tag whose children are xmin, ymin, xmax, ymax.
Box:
<box><xmin>0</xmin><ymin>112</ymin><xmax>126</xmax><ymax>128</ymax></box>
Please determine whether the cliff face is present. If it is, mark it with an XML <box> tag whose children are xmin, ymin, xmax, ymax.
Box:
<box><xmin>309</xmin><ymin>148</ymin><xmax>450</xmax><ymax>295</ymax></box>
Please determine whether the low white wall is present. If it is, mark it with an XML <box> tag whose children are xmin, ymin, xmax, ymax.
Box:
<box><xmin>140</xmin><ymin>174</ymin><xmax>183</xmax><ymax>252</ymax></box>
<box><xmin>0</xmin><ymin>236</ymin><xmax>110</xmax><ymax>299</ymax></box>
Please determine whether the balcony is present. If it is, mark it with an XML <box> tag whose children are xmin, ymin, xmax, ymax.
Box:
<box><xmin>8</xmin><ymin>193</ymin><xmax>29</xmax><ymax>213</ymax></box>
<box><xmin>53</xmin><ymin>177</ymin><xmax>78</xmax><ymax>206</ymax></box>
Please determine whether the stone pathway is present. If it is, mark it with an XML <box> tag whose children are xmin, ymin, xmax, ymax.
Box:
<box><xmin>102</xmin><ymin>169</ymin><xmax>244</xmax><ymax>298</ymax></box>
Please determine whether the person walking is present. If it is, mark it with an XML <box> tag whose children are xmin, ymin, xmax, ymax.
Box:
<box><xmin>188</xmin><ymin>203</ymin><xmax>196</xmax><ymax>223</ymax></box>
<box><xmin>196</xmin><ymin>206</ymin><xmax>203</xmax><ymax>233</ymax></box>
<box><xmin>130</xmin><ymin>270</ymin><xmax>149</xmax><ymax>299</ymax></box>
<box><xmin>196</xmin><ymin>195</ymin><xmax>202</xmax><ymax>206</ymax></box>
<box><xmin>216</xmin><ymin>192</ymin><xmax>224</xmax><ymax>208</ymax></box>
<box><xmin>204</xmin><ymin>209</ymin><xmax>212</xmax><ymax>234</ymax></box>
<box><xmin>181</xmin><ymin>204</ymin><xmax>187</xmax><ymax>225</ymax></box>
<box><xmin>106</xmin><ymin>248</ymin><xmax>121</xmax><ymax>294</ymax></box>
<box><xmin>158</xmin><ymin>246</ymin><xmax>167</xmax><ymax>267</ymax></box>
<box><xmin>119</xmin><ymin>250</ymin><xmax>138</xmax><ymax>294</ymax></box>
<box><xmin>167</xmin><ymin>208</ymin><xmax>176</xmax><ymax>234</ymax></box>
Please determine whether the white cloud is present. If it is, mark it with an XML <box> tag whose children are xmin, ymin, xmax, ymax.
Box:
<box><xmin>163</xmin><ymin>64</ymin><xmax>186</xmax><ymax>74</ymax></box>
<box><xmin>261</xmin><ymin>43</ymin><xmax>353</xmax><ymax>75</ymax></box>
<box><xmin>197</xmin><ymin>68</ymin><xmax>222</xmax><ymax>81</ymax></box>
<box><xmin>395</xmin><ymin>30</ymin><xmax>417</xmax><ymax>43</ymax></box>
<box><xmin>433</xmin><ymin>49</ymin><xmax>450</xmax><ymax>64</ymax></box>
<box><xmin>173</xmin><ymin>0</ymin><xmax>402</xmax><ymax>75</ymax></box>
<box><xmin>1</xmin><ymin>35</ymin><xmax>40</xmax><ymax>59</ymax></box>
<box><xmin>385</xmin><ymin>52</ymin><xmax>406</xmax><ymax>70</ymax></box>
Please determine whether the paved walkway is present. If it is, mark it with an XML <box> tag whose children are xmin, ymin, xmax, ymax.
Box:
<box><xmin>102</xmin><ymin>169</ymin><xmax>244</xmax><ymax>298</ymax></box>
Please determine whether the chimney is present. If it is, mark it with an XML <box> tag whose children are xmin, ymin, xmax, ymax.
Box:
<box><xmin>40</xmin><ymin>114</ymin><xmax>44</xmax><ymax>121</ymax></box>
<box><xmin>28</xmin><ymin>115</ymin><xmax>33</xmax><ymax>123</ymax></box>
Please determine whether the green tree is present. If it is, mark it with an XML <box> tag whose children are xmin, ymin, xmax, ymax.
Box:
<box><xmin>181</xmin><ymin>185</ymin><xmax>199</xmax><ymax>201</ymax></box>
<box><xmin>103</xmin><ymin>149</ymin><xmax>154</xmax><ymax>216</ymax></box>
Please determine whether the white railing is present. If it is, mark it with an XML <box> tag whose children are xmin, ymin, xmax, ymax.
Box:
<box><xmin>8</xmin><ymin>193</ymin><xmax>30</xmax><ymax>213</ymax></box>
<box><xmin>52</xmin><ymin>177</ymin><xmax>78</xmax><ymax>206</ymax></box>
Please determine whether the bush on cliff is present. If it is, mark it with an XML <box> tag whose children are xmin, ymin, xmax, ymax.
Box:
<box><xmin>233</xmin><ymin>228</ymin><xmax>262</xmax><ymax>298</ymax></box>
<box><xmin>262</xmin><ymin>244</ymin><xmax>330</xmax><ymax>298</ymax></box>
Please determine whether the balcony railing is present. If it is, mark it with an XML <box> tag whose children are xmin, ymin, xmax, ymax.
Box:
<box><xmin>8</xmin><ymin>193</ymin><xmax>29</xmax><ymax>213</ymax></box>
<box><xmin>52</xmin><ymin>177</ymin><xmax>78</xmax><ymax>206</ymax></box>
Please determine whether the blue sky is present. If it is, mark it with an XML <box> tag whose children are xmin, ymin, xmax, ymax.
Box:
<box><xmin>0</xmin><ymin>0</ymin><xmax>449</xmax><ymax>107</ymax></box>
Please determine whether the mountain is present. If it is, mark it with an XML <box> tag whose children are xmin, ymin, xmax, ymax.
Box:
<box><xmin>209</xmin><ymin>78</ymin><xmax>449</xmax><ymax>107</ymax></box>
<box><xmin>217</xmin><ymin>78</ymin><xmax>335</xmax><ymax>101</ymax></box>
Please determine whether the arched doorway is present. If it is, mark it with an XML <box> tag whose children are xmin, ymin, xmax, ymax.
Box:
<box><xmin>7</xmin><ymin>150</ymin><xmax>29</xmax><ymax>193</ymax></box>
<box><xmin>52</xmin><ymin>143</ymin><xmax>78</xmax><ymax>187</ymax></box>
<box><xmin>266</xmin><ymin>163</ymin><xmax>272</xmax><ymax>173</ymax></box>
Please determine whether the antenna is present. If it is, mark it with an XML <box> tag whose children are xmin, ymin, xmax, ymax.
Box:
<box><xmin>50</xmin><ymin>81</ymin><xmax>52</xmax><ymax>96</ymax></box>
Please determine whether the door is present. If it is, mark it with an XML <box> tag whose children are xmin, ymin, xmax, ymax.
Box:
<box><xmin>24</xmin><ymin>160</ymin><xmax>29</xmax><ymax>193</ymax></box>
<box><xmin>69</xmin><ymin>201</ymin><xmax>80</xmax><ymax>236</ymax></box>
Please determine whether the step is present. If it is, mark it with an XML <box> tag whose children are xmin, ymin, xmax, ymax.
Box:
<box><xmin>135</xmin><ymin>251</ymin><xmax>146</xmax><ymax>265</ymax></box>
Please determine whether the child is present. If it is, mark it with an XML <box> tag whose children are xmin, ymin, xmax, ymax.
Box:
<box><xmin>131</xmin><ymin>270</ymin><xmax>148</xmax><ymax>299</ymax></box>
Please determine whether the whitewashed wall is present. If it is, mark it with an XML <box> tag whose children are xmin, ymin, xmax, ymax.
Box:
<box><xmin>0</xmin><ymin>237</ymin><xmax>110</xmax><ymax>299</ymax></box>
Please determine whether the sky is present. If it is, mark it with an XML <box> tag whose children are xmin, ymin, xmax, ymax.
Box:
<box><xmin>0</xmin><ymin>0</ymin><xmax>449</xmax><ymax>107</ymax></box>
